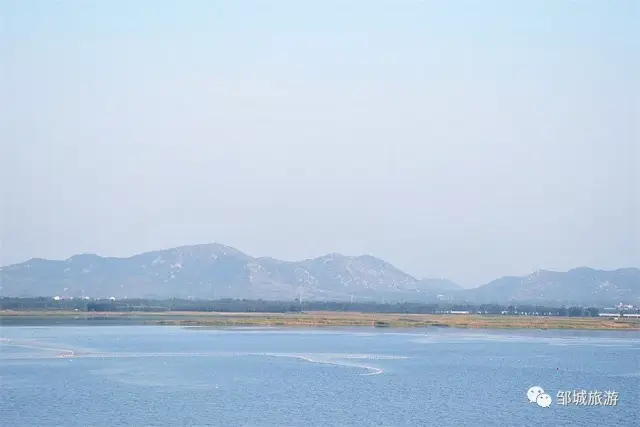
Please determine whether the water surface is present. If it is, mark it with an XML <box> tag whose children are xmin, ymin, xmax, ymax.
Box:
<box><xmin>1</xmin><ymin>326</ymin><xmax>638</xmax><ymax>426</ymax></box>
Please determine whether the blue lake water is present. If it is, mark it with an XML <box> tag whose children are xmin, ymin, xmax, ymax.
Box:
<box><xmin>1</xmin><ymin>326</ymin><xmax>638</xmax><ymax>426</ymax></box>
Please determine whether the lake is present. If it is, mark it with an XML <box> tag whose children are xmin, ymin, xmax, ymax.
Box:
<box><xmin>1</xmin><ymin>326</ymin><xmax>638</xmax><ymax>426</ymax></box>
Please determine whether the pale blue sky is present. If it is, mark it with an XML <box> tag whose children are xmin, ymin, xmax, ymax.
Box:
<box><xmin>1</xmin><ymin>0</ymin><xmax>638</xmax><ymax>286</ymax></box>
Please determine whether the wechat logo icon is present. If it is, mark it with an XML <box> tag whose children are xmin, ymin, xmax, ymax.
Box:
<box><xmin>527</xmin><ymin>386</ymin><xmax>552</xmax><ymax>408</ymax></box>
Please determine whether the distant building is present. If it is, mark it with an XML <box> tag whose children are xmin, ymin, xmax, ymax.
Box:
<box><xmin>599</xmin><ymin>312</ymin><xmax>640</xmax><ymax>318</ymax></box>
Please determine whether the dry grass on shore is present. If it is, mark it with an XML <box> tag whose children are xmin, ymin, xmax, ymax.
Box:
<box><xmin>1</xmin><ymin>310</ymin><xmax>638</xmax><ymax>330</ymax></box>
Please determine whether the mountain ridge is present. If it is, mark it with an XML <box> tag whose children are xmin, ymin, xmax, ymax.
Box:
<box><xmin>1</xmin><ymin>243</ymin><xmax>638</xmax><ymax>305</ymax></box>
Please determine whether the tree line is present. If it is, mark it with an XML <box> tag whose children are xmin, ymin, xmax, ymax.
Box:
<box><xmin>0</xmin><ymin>297</ymin><xmax>609</xmax><ymax>317</ymax></box>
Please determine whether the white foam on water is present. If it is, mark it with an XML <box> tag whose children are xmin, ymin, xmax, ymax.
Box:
<box><xmin>611</xmin><ymin>371</ymin><xmax>640</xmax><ymax>378</ymax></box>
<box><xmin>408</xmin><ymin>333</ymin><xmax>640</xmax><ymax>348</ymax></box>
<box><xmin>0</xmin><ymin>347</ymin><xmax>402</xmax><ymax>376</ymax></box>
<box><xmin>0</xmin><ymin>338</ymin><xmax>76</xmax><ymax>355</ymax></box>
<box><xmin>270</xmin><ymin>353</ymin><xmax>384</xmax><ymax>376</ymax></box>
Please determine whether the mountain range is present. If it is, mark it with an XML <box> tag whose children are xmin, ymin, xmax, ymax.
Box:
<box><xmin>1</xmin><ymin>243</ymin><xmax>638</xmax><ymax>306</ymax></box>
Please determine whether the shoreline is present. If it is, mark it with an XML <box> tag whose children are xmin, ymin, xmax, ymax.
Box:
<box><xmin>1</xmin><ymin>311</ymin><xmax>638</xmax><ymax>330</ymax></box>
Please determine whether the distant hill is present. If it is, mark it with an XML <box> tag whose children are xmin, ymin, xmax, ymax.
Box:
<box><xmin>464</xmin><ymin>267</ymin><xmax>640</xmax><ymax>306</ymax></box>
<box><xmin>418</xmin><ymin>278</ymin><xmax>462</xmax><ymax>293</ymax></box>
<box><xmin>0</xmin><ymin>244</ymin><xmax>459</xmax><ymax>302</ymax></box>
<box><xmin>1</xmin><ymin>244</ymin><xmax>637</xmax><ymax>305</ymax></box>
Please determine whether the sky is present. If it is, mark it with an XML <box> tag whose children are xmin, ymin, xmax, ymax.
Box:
<box><xmin>0</xmin><ymin>0</ymin><xmax>638</xmax><ymax>287</ymax></box>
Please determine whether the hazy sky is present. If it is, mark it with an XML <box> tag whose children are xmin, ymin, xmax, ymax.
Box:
<box><xmin>1</xmin><ymin>0</ymin><xmax>638</xmax><ymax>287</ymax></box>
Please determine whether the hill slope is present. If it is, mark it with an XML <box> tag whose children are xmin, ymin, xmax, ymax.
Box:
<box><xmin>464</xmin><ymin>267</ymin><xmax>640</xmax><ymax>305</ymax></box>
<box><xmin>1</xmin><ymin>245</ymin><xmax>638</xmax><ymax>305</ymax></box>
<box><xmin>0</xmin><ymin>244</ymin><xmax>456</xmax><ymax>302</ymax></box>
